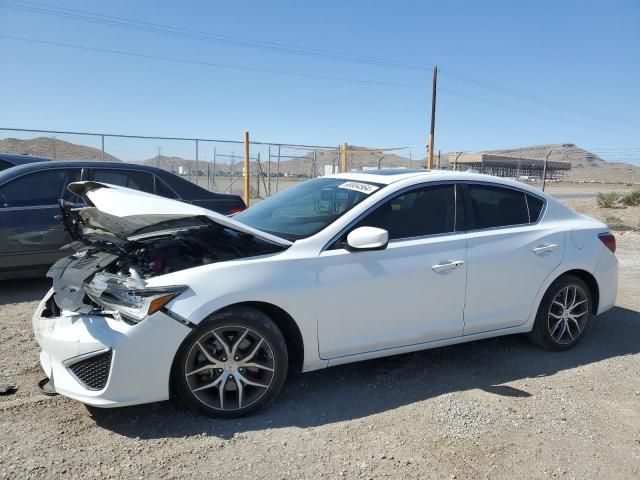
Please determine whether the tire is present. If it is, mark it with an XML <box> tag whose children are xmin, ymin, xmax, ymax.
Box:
<box><xmin>172</xmin><ymin>306</ymin><xmax>288</xmax><ymax>418</ymax></box>
<box><xmin>528</xmin><ymin>274</ymin><xmax>593</xmax><ymax>351</ymax></box>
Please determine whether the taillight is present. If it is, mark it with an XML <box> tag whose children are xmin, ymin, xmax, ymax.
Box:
<box><xmin>598</xmin><ymin>232</ymin><xmax>616</xmax><ymax>254</ymax></box>
<box><xmin>229</xmin><ymin>207</ymin><xmax>245</xmax><ymax>215</ymax></box>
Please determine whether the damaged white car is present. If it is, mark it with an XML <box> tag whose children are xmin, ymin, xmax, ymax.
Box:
<box><xmin>33</xmin><ymin>170</ymin><xmax>618</xmax><ymax>417</ymax></box>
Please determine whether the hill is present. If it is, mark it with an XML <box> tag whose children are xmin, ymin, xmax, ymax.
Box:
<box><xmin>480</xmin><ymin>143</ymin><xmax>640</xmax><ymax>183</ymax></box>
<box><xmin>0</xmin><ymin>137</ymin><xmax>121</xmax><ymax>162</ymax></box>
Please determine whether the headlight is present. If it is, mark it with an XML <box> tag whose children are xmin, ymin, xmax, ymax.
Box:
<box><xmin>85</xmin><ymin>273</ymin><xmax>186</xmax><ymax>323</ymax></box>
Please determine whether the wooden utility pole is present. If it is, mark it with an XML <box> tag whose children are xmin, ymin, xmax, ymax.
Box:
<box><xmin>341</xmin><ymin>142</ymin><xmax>348</xmax><ymax>172</ymax></box>
<box><xmin>427</xmin><ymin>66</ymin><xmax>438</xmax><ymax>169</ymax></box>
<box><xmin>243</xmin><ymin>131</ymin><xmax>250</xmax><ymax>207</ymax></box>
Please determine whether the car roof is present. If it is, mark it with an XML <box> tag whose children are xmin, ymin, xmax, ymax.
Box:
<box><xmin>0</xmin><ymin>160</ymin><xmax>167</xmax><ymax>177</ymax></box>
<box><xmin>326</xmin><ymin>169</ymin><xmax>550</xmax><ymax>197</ymax></box>
<box><xmin>0</xmin><ymin>152</ymin><xmax>51</xmax><ymax>165</ymax></box>
<box><xmin>0</xmin><ymin>160</ymin><xmax>240</xmax><ymax>200</ymax></box>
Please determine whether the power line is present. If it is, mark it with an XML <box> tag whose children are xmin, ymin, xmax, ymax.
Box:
<box><xmin>2</xmin><ymin>0</ymin><xmax>637</xmax><ymax>130</ymax></box>
<box><xmin>2</xmin><ymin>34</ymin><xmax>634</xmax><ymax>136</ymax></box>
<box><xmin>437</xmin><ymin>87</ymin><xmax>633</xmax><ymax>134</ymax></box>
<box><xmin>0</xmin><ymin>35</ymin><xmax>428</xmax><ymax>90</ymax></box>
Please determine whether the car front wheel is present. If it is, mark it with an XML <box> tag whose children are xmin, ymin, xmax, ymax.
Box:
<box><xmin>172</xmin><ymin>306</ymin><xmax>288</xmax><ymax>418</ymax></box>
<box><xmin>528</xmin><ymin>274</ymin><xmax>592</xmax><ymax>351</ymax></box>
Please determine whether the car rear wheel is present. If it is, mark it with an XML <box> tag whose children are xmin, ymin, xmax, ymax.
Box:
<box><xmin>528</xmin><ymin>274</ymin><xmax>592</xmax><ymax>351</ymax></box>
<box><xmin>172</xmin><ymin>306</ymin><xmax>288</xmax><ymax>418</ymax></box>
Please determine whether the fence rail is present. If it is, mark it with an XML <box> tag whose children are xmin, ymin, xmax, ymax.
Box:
<box><xmin>1</xmin><ymin>127</ymin><xmax>577</xmax><ymax>205</ymax></box>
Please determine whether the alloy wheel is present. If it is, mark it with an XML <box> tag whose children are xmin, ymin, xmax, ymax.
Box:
<box><xmin>184</xmin><ymin>325</ymin><xmax>276</xmax><ymax>412</ymax></box>
<box><xmin>547</xmin><ymin>285</ymin><xmax>589</xmax><ymax>345</ymax></box>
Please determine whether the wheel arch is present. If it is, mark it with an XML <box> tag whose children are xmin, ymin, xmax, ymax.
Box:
<box><xmin>178</xmin><ymin>301</ymin><xmax>305</xmax><ymax>374</ymax></box>
<box><xmin>559</xmin><ymin>269</ymin><xmax>599</xmax><ymax>313</ymax></box>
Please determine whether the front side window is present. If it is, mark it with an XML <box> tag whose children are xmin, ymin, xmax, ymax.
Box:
<box><xmin>467</xmin><ymin>184</ymin><xmax>529</xmax><ymax>229</ymax></box>
<box><xmin>355</xmin><ymin>184</ymin><xmax>456</xmax><ymax>240</ymax></box>
<box><xmin>234</xmin><ymin>178</ymin><xmax>383</xmax><ymax>240</ymax></box>
<box><xmin>0</xmin><ymin>169</ymin><xmax>80</xmax><ymax>207</ymax></box>
<box><xmin>92</xmin><ymin>169</ymin><xmax>155</xmax><ymax>193</ymax></box>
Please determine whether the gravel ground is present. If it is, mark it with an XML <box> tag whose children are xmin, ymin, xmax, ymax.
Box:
<box><xmin>1</xmin><ymin>233</ymin><xmax>639</xmax><ymax>479</ymax></box>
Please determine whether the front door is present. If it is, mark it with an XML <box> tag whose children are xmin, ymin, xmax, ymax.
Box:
<box><xmin>316</xmin><ymin>183</ymin><xmax>467</xmax><ymax>359</ymax></box>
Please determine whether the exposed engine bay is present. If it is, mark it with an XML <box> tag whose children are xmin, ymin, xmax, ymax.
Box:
<box><xmin>106</xmin><ymin>221</ymin><xmax>283</xmax><ymax>278</ymax></box>
<box><xmin>49</xmin><ymin>205</ymin><xmax>287</xmax><ymax>315</ymax></box>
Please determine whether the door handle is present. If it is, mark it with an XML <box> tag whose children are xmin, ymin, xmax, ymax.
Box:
<box><xmin>432</xmin><ymin>260</ymin><xmax>465</xmax><ymax>273</ymax></box>
<box><xmin>532</xmin><ymin>243</ymin><xmax>558</xmax><ymax>255</ymax></box>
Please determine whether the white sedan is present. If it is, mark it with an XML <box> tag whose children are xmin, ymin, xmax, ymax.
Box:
<box><xmin>32</xmin><ymin>170</ymin><xmax>618</xmax><ymax>417</ymax></box>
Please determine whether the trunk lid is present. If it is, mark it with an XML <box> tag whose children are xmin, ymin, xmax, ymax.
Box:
<box><xmin>67</xmin><ymin>181</ymin><xmax>292</xmax><ymax>247</ymax></box>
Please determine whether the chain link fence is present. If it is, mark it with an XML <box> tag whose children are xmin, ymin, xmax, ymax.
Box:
<box><xmin>0</xmin><ymin>128</ymin><xmax>421</xmax><ymax>202</ymax></box>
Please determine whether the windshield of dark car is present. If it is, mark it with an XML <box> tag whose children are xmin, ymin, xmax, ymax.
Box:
<box><xmin>233</xmin><ymin>177</ymin><xmax>383</xmax><ymax>240</ymax></box>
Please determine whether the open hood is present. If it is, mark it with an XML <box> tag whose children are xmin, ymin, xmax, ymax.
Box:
<box><xmin>67</xmin><ymin>181</ymin><xmax>292</xmax><ymax>247</ymax></box>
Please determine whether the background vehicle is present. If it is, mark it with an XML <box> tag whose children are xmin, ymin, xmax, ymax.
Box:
<box><xmin>32</xmin><ymin>170</ymin><xmax>618</xmax><ymax>417</ymax></box>
<box><xmin>0</xmin><ymin>152</ymin><xmax>50</xmax><ymax>171</ymax></box>
<box><xmin>0</xmin><ymin>161</ymin><xmax>245</xmax><ymax>279</ymax></box>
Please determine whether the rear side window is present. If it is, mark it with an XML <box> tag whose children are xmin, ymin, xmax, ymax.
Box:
<box><xmin>467</xmin><ymin>184</ymin><xmax>529</xmax><ymax>229</ymax></box>
<box><xmin>155</xmin><ymin>178</ymin><xmax>179</xmax><ymax>199</ymax></box>
<box><xmin>356</xmin><ymin>184</ymin><xmax>456</xmax><ymax>240</ymax></box>
<box><xmin>0</xmin><ymin>169</ymin><xmax>81</xmax><ymax>207</ymax></box>
<box><xmin>526</xmin><ymin>194</ymin><xmax>544</xmax><ymax>222</ymax></box>
<box><xmin>92</xmin><ymin>169</ymin><xmax>155</xmax><ymax>193</ymax></box>
<box><xmin>0</xmin><ymin>160</ymin><xmax>12</xmax><ymax>171</ymax></box>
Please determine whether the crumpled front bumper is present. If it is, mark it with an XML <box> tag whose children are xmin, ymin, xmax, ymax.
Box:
<box><xmin>32</xmin><ymin>288</ymin><xmax>191</xmax><ymax>407</ymax></box>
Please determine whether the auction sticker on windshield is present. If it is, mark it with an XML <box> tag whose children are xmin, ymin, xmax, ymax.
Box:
<box><xmin>338</xmin><ymin>181</ymin><xmax>379</xmax><ymax>195</ymax></box>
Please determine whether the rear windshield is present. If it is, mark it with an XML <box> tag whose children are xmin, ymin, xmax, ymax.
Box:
<box><xmin>234</xmin><ymin>178</ymin><xmax>383</xmax><ymax>240</ymax></box>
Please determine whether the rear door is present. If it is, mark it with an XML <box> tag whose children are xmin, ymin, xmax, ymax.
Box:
<box><xmin>0</xmin><ymin>168</ymin><xmax>82</xmax><ymax>272</ymax></box>
<box><xmin>88</xmin><ymin>168</ymin><xmax>155</xmax><ymax>193</ymax></box>
<box><xmin>461</xmin><ymin>183</ymin><xmax>563</xmax><ymax>335</ymax></box>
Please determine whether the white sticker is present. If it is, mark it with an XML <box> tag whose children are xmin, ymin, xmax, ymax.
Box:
<box><xmin>338</xmin><ymin>181</ymin><xmax>379</xmax><ymax>195</ymax></box>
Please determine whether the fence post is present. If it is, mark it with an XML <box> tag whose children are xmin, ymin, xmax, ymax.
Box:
<box><xmin>213</xmin><ymin>147</ymin><xmax>217</xmax><ymax>191</ymax></box>
<box><xmin>101</xmin><ymin>135</ymin><xmax>105</xmax><ymax>162</ymax></box>
<box><xmin>256</xmin><ymin>152</ymin><xmax>261</xmax><ymax>198</ymax></box>
<box><xmin>267</xmin><ymin>145</ymin><xmax>271</xmax><ymax>196</ymax></box>
<box><xmin>243</xmin><ymin>132</ymin><xmax>250</xmax><ymax>207</ymax></box>
<box><xmin>276</xmin><ymin>145</ymin><xmax>281</xmax><ymax>193</ymax></box>
<box><xmin>341</xmin><ymin>142</ymin><xmax>348</xmax><ymax>172</ymax></box>
<box><xmin>542</xmin><ymin>149</ymin><xmax>552</xmax><ymax>191</ymax></box>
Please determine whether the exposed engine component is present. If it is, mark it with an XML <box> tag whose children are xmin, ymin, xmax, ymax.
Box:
<box><xmin>106</xmin><ymin>225</ymin><xmax>283</xmax><ymax>278</ymax></box>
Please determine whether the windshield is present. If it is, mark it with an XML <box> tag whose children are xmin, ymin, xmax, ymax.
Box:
<box><xmin>234</xmin><ymin>177</ymin><xmax>383</xmax><ymax>240</ymax></box>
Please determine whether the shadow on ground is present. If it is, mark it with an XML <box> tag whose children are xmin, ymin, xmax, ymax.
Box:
<box><xmin>89</xmin><ymin>306</ymin><xmax>640</xmax><ymax>440</ymax></box>
<box><xmin>0</xmin><ymin>278</ymin><xmax>51</xmax><ymax>304</ymax></box>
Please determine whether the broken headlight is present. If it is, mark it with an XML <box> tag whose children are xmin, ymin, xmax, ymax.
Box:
<box><xmin>85</xmin><ymin>272</ymin><xmax>186</xmax><ymax>323</ymax></box>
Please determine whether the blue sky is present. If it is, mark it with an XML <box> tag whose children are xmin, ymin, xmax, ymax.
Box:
<box><xmin>0</xmin><ymin>0</ymin><xmax>639</xmax><ymax>163</ymax></box>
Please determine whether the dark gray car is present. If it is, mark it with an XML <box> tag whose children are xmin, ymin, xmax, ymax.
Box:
<box><xmin>0</xmin><ymin>161</ymin><xmax>245</xmax><ymax>279</ymax></box>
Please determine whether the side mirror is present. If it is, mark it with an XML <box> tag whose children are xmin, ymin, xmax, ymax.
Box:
<box><xmin>346</xmin><ymin>227</ymin><xmax>389</xmax><ymax>251</ymax></box>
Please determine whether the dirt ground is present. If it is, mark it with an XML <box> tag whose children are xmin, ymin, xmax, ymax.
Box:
<box><xmin>1</xmin><ymin>227</ymin><xmax>639</xmax><ymax>479</ymax></box>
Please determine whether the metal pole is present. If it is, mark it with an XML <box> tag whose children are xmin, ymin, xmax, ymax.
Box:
<box><xmin>194</xmin><ymin>139</ymin><xmax>199</xmax><ymax>186</ymax></box>
<box><xmin>267</xmin><ymin>145</ymin><xmax>271</xmax><ymax>196</ymax></box>
<box><xmin>455</xmin><ymin>152</ymin><xmax>463</xmax><ymax>171</ymax></box>
<box><xmin>542</xmin><ymin>149</ymin><xmax>552</xmax><ymax>191</ymax></box>
<box><xmin>213</xmin><ymin>147</ymin><xmax>217</xmax><ymax>191</ymax></box>
<box><xmin>438</xmin><ymin>150</ymin><xmax>441</xmax><ymax>169</ymax></box>
<box><xmin>230</xmin><ymin>153</ymin><xmax>234</xmax><ymax>193</ymax></box>
<box><xmin>276</xmin><ymin>145</ymin><xmax>281</xmax><ymax>193</ymax></box>
<box><xmin>427</xmin><ymin>66</ymin><xmax>438</xmax><ymax>169</ymax></box>
<box><xmin>409</xmin><ymin>150</ymin><xmax>412</xmax><ymax>168</ymax></box>
<box><xmin>101</xmin><ymin>135</ymin><xmax>105</xmax><ymax>162</ymax></box>
<box><xmin>243</xmin><ymin>132</ymin><xmax>250</xmax><ymax>206</ymax></box>
<box><xmin>341</xmin><ymin>142</ymin><xmax>348</xmax><ymax>172</ymax></box>
<box><xmin>312</xmin><ymin>150</ymin><xmax>317</xmax><ymax>178</ymax></box>
<box><xmin>256</xmin><ymin>152</ymin><xmax>260</xmax><ymax>198</ymax></box>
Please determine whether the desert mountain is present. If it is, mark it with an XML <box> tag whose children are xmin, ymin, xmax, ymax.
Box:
<box><xmin>1</xmin><ymin>136</ymin><xmax>638</xmax><ymax>183</ymax></box>
<box><xmin>0</xmin><ymin>137</ymin><xmax>121</xmax><ymax>162</ymax></box>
